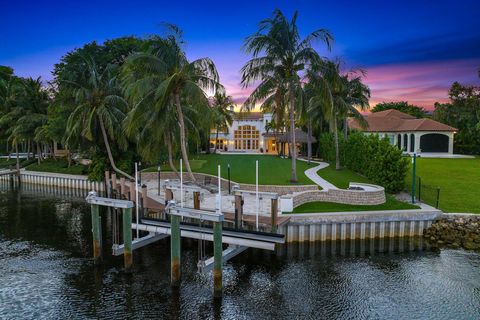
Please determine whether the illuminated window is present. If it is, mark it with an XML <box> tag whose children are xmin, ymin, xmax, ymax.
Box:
<box><xmin>234</xmin><ymin>125</ymin><xmax>260</xmax><ymax>150</ymax></box>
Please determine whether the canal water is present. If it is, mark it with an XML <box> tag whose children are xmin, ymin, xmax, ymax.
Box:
<box><xmin>1</xmin><ymin>186</ymin><xmax>479</xmax><ymax>319</ymax></box>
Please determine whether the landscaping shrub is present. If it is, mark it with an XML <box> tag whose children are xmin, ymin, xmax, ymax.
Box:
<box><xmin>88</xmin><ymin>157</ymin><xmax>106</xmax><ymax>181</ymax></box>
<box><xmin>318</xmin><ymin>132</ymin><xmax>345</xmax><ymax>163</ymax></box>
<box><xmin>319</xmin><ymin>131</ymin><xmax>409</xmax><ymax>193</ymax></box>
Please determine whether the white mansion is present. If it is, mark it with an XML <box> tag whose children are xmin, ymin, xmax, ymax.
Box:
<box><xmin>210</xmin><ymin>112</ymin><xmax>277</xmax><ymax>153</ymax></box>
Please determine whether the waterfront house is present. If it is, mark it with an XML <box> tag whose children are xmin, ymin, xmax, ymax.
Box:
<box><xmin>348</xmin><ymin>109</ymin><xmax>457</xmax><ymax>154</ymax></box>
<box><xmin>210</xmin><ymin>111</ymin><xmax>315</xmax><ymax>154</ymax></box>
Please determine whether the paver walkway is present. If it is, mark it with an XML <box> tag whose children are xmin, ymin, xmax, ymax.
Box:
<box><xmin>299</xmin><ymin>158</ymin><xmax>338</xmax><ymax>190</ymax></box>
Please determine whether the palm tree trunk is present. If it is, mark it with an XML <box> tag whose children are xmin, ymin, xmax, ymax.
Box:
<box><xmin>37</xmin><ymin>142</ymin><xmax>41</xmax><ymax>165</ymax></box>
<box><xmin>307</xmin><ymin>119</ymin><xmax>312</xmax><ymax>164</ymax></box>
<box><xmin>214</xmin><ymin>128</ymin><xmax>219</xmax><ymax>154</ymax></box>
<box><xmin>289</xmin><ymin>92</ymin><xmax>297</xmax><ymax>183</ymax></box>
<box><xmin>174</xmin><ymin>94</ymin><xmax>195</xmax><ymax>182</ymax></box>
<box><xmin>52</xmin><ymin>142</ymin><xmax>57</xmax><ymax>160</ymax></box>
<box><xmin>15</xmin><ymin>142</ymin><xmax>19</xmax><ymax>171</ymax></box>
<box><xmin>343</xmin><ymin>118</ymin><xmax>348</xmax><ymax>140</ymax></box>
<box><xmin>27</xmin><ymin>139</ymin><xmax>30</xmax><ymax>160</ymax></box>
<box><xmin>98</xmin><ymin>116</ymin><xmax>134</xmax><ymax>180</ymax></box>
<box><xmin>165</xmin><ymin>135</ymin><xmax>180</xmax><ymax>179</ymax></box>
<box><xmin>333</xmin><ymin>113</ymin><xmax>341</xmax><ymax>170</ymax></box>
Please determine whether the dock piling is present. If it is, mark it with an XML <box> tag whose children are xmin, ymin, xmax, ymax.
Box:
<box><xmin>213</xmin><ymin>221</ymin><xmax>223</xmax><ymax>298</ymax></box>
<box><xmin>170</xmin><ymin>213</ymin><xmax>181</xmax><ymax>287</ymax></box>
<box><xmin>193</xmin><ymin>191</ymin><xmax>200</xmax><ymax>210</ymax></box>
<box><xmin>91</xmin><ymin>204</ymin><xmax>102</xmax><ymax>264</ymax></box>
<box><xmin>234</xmin><ymin>194</ymin><xmax>243</xmax><ymax>229</ymax></box>
<box><xmin>271</xmin><ymin>198</ymin><xmax>278</xmax><ymax>233</ymax></box>
<box><xmin>123</xmin><ymin>207</ymin><xmax>133</xmax><ymax>271</ymax></box>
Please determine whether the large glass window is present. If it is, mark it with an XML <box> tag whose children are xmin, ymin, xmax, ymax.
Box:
<box><xmin>234</xmin><ymin>125</ymin><xmax>260</xmax><ymax>150</ymax></box>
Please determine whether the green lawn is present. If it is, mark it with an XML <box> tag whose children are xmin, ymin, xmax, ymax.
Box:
<box><xmin>292</xmin><ymin>195</ymin><xmax>419</xmax><ymax>213</ymax></box>
<box><xmin>316</xmin><ymin>164</ymin><xmax>373</xmax><ymax>189</ymax></box>
<box><xmin>0</xmin><ymin>158</ymin><xmax>18</xmax><ymax>169</ymax></box>
<box><xmin>25</xmin><ymin>158</ymin><xmax>87</xmax><ymax>175</ymax></box>
<box><xmin>145</xmin><ymin>154</ymin><xmax>317</xmax><ymax>185</ymax></box>
<box><xmin>408</xmin><ymin>157</ymin><xmax>480</xmax><ymax>213</ymax></box>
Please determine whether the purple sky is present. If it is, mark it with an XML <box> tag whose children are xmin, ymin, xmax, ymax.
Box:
<box><xmin>2</xmin><ymin>0</ymin><xmax>479</xmax><ymax>110</ymax></box>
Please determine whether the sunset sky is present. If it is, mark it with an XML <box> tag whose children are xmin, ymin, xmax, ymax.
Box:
<box><xmin>2</xmin><ymin>0</ymin><xmax>479</xmax><ymax>110</ymax></box>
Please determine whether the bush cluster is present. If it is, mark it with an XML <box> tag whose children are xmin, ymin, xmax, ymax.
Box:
<box><xmin>319</xmin><ymin>131</ymin><xmax>409</xmax><ymax>193</ymax></box>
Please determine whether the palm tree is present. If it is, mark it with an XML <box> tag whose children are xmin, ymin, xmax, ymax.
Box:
<box><xmin>211</xmin><ymin>92</ymin><xmax>234</xmax><ymax>153</ymax></box>
<box><xmin>64</xmin><ymin>56</ymin><xmax>132</xmax><ymax>179</ymax></box>
<box><xmin>14</xmin><ymin>77</ymin><xmax>49</xmax><ymax>164</ymax></box>
<box><xmin>308</xmin><ymin>61</ymin><xmax>370</xmax><ymax>170</ymax></box>
<box><xmin>122</xmin><ymin>28</ymin><xmax>222</xmax><ymax>181</ymax></box>
<box><xmin>241</xmin><ymin>9</ymin><xmax>333</xmax><ymax>182</ymax></box>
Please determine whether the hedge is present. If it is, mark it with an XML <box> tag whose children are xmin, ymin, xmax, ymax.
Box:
<box><xmin>319</xmin><ymin>131</ymin><xmax>409</xmax><ymax>193</ymax></box>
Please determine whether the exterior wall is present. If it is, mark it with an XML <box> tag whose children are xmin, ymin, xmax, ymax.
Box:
<box><xmin>367</xmin><ymin>131</ymin><xmax>454</xmax><ymax>154</ymax></box>
<box><xmin>288</xmin><ymin>183</ymin><xmax>386</xmax><ymax>208</ymax></box>
<box><xmin>210</xmin><ymin>113</ymin><xmax>273</xmax><ymax>152</ymax></box>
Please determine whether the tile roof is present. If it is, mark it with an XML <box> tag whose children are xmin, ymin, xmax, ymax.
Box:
<box><xmin>234</xmin><ymin>112</ymin><xmax>264</xmax><ymax>120</ymax></box>
<box><xmin>348</xmin><ymin>109</ymin><xmax>457</xmax><ymax>132</ymax></box>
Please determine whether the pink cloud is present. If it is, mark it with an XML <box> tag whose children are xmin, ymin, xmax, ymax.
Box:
<box><xmin>219</xmin><ymin>58</ymin><xmax>480</xmax><ymax>111</ymax></box>
<box><xmin>363</xmin><ymin>59</ymin><xmax>480</xmax><ymax>109</ymax></box>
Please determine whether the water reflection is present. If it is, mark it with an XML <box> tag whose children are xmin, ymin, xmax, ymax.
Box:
<box><xmin>1</xmin><ymin>188</ymin><xmax>479</xmax><ymax>319</ymax></box>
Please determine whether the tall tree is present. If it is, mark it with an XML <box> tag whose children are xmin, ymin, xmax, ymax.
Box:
<box><xmin>211</xmin><ymin>92</ymin><xmax>234</xmax><ymax>153</ymax></box>
<box><xmin>371</xmin><ymin>101</ymin><xmax>427</xmax><ymax>118</ymax></box>
<box><xmin>241</xmin><ymin>9</ymin><xmax>333</xmax><ymax>182</ymax></box>
<box><xmin>308</xmin><ymin>61</ymin><xmax>370</xmax><ymax>170</ymax></box>
<box><xmin>433</xmin><ymin>80</ymin><xmax>480</xmax><ymax>154</ymax></box>
<box><xmin>122</xmin><ymin>27</ymin><xmax>222</xmax><ymax>181</ymax></box>
<box><xmin>64</xmin><ymin>56</ymin><xmax>132</xmax><ymax>179</ymax></box>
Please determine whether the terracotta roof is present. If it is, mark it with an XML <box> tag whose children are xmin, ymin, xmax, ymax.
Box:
<box><xmin>234</xmin><ymin>112</ymin><xmax>264</xmax><ymax>120</ymax></box>
<box><xmin>368</xmin><ymin>109</ymin><xmax>416</xmax><ymax>119</ymax></box>
<box><xmin>349</xmin><ymin>109</ymin><xmax>457</xmax><ymax>132</ymax></box>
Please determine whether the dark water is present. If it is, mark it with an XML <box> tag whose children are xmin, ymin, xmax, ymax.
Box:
<box><xmin>1</xmin><ymin>186</ymin><xmax>480</xmax><ymax>319</ymax></box>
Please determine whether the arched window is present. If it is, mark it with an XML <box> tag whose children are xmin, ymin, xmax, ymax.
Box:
<box><xmin>234</xmin><ymin>125</ymin><xmax>260</xmax><ymax>150</ymax></box>
<box><xmin>410</xmin><ymin>134</ymin><xmax>415</xmax><ymax>152</ymax></box>
<box><xmin>397</xmin><ymin>134</ymin><xmax>402</xmax><ymax>149</ymax></box>
<box><xmin>403</xmin><ymin>134</ymin><xmax>408</xmax><ymax>151</ymax></box>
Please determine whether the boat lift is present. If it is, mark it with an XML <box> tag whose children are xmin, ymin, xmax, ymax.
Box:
<box><xmin>85</xmin><ymin>190</ymin><xmax>285</xmax><ymax>298</ymax></box>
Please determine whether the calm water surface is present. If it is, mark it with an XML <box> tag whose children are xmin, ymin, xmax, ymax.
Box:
<box><xmin>1</xmin><ymin>186</ymin><xmax>479</xmax><ymax>319</ymax></box>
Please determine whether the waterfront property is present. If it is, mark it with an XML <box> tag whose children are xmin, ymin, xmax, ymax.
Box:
<box><xmin>348</xmin><ymin>109</ymin><xmax>457</xmax><ymax>154</ymax></box>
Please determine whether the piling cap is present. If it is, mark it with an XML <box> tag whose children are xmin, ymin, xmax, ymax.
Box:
<box><xmin>87</xmin><ymin>190</ymin><xmax>98</xmax><ymax>198</ymax></box>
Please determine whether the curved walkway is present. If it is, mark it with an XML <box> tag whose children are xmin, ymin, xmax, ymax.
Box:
<box><xmin>299</xmin><ymin>158</ymin><xmax>338</xmax><ymax>190</ymax></box>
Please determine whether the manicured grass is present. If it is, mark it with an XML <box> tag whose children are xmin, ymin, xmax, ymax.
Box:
<box><xmin>0</xmin><ymin>158</ymin><xmax>18</xmax><ymax>169</ymax></box>
<box><xmin>25</xmin><ymin>158</ymin><xmax>87</xmax><ymax>175</ymax></box>
<box><xmin>408</xmin><ymin>157</ymin><xmax>480</xmax><ymax>213</ymax></box>
<box><xmin>292</xmin><ymin>195</ymin><xmax>419</xmax><ymax>213</ymax></box>
<box><xmin>145</xmin><ymin>154</ymin><xmax>316</xmax><ymax>185</ymax></box>
<box><xmin>316</xmin><ymin>164</ymin><xmax>372</xmax><ymax>189</ymax></box>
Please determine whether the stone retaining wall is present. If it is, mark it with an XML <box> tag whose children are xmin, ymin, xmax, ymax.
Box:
<box><xmin>141</xmin><ymin>171</ymin><xmax>318</xmax><ymax>195</ymax></box>
<box><xmin>291</xmin><ymin>183</ymin><xmax>386</xmax><ymax>207</ymax></box>
<box><xmin>424</xmin><ymin>214</ymin><xmax>480</xmax><ymax>251</ymax></box>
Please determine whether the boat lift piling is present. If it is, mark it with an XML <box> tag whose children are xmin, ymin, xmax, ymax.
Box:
<box><xmin>86</xmin><ymin>191</ymin><xmax>135</xmax><ymax>271</ymax></box>
<box><xmin>167</xmin><ymin>201</ymin><xmax>224</xmax><ymax>297</ymax></box>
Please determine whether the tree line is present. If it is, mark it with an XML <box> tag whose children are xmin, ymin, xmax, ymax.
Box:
<box><xmin>0</xmin><ymin>10</ymin><xmax>374</xmax><ymax>182</ymax></box>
